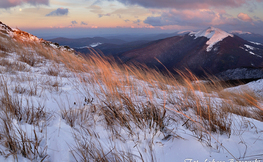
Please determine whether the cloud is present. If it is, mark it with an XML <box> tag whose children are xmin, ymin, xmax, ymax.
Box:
<box><xmin>142</xmin><ymin>8</ymin><xmax>263</xmax><ymax>34</ymax></box>
<box><xmin>71</xmin><ymin>21</ymin><xmax>78</xmax><ymax>25</ymax></box>
<box><xmin>254</xmin><ymin>16</ymin><xmax>261</xmax><ymax>20</ymax></box>
<box><xmin>111</xmin><ymin>0</ymin><xmax>263</xmax><ymax>9</ymax></box>
<box><xmin>46</xmin><ymin>8</ymin><xmax>68</xmax><ymax>17</ymax></box>
<box><xmin>144</xmin><ymin>9</ymin><xmax>218</xmax><ymax>27</ymax></box>
<box><xmin>144</xmin><ymin>17</ymin><xmax>163</xmax><ymax>26</ymax></box>
<box><xmin>216</xmin><ymin>19</ymin><xmax>263</xmax><ymax>34</ymax></box>
<box><xmin>87</xmin><ymin>5</ymin><xmax>103</xmax><ymax>14</ymax></box>
<box><xmin>0</xmin><ymin>0</ymin><xmax>49</xmax><ymax>8</ymax></box>
<box><xmin>237</xmin><ymin>13</ymin><xmax>253</xmax><ymax>22</ymax></box>
<box><xmin>111</xmin><ymin>6</ymin><xmax>150</xmax><ymax>17</ymax></box>
<box><xmin>143</xmin><ymin>9</ymin><xmax>260</xmax><ymax>29</ymax></box>
<box><xmin>133</xmin><ymin>19</ymin><xmax>141</xmax><ymax>24</ymax></box>
<box><xmin>81</xmin><ymin>21</ymin><xmax>88</xmax><ymax>25</ymax></box>
<box><xmin>98</xmin><ymin>13</ymin><xmax>111</xmax><ymax>18</ymax></box>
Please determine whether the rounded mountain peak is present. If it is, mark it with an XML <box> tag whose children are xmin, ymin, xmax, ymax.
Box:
<box><xmin>189</xmin><ymin>27</ymin><xmax>233</xmax><ymax>52</ymax></box>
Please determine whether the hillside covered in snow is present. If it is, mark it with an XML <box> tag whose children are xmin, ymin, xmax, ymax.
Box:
<box><xmin>189</xmin><ymin>27</ymin><xmax>234</xmax><ymax>52</ymax></box>
<box><xmin>0</xmin><ymin>21</ymin><xmax>263</xmax><ymax>162</ymax></box>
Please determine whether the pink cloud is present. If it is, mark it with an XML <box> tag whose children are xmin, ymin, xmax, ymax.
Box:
<box><xmin>144</xmin><ymin>9</ymin><xmax>221</xmax><ymax>27</ymax></box>
<box><xmin>143</xmin><ymin>8</ymin><xmax>263</xmax><ymax>31</ymax></box>
<box><xmin>237</xmin><ymin>13</ymin><xmax>253</xmax><ymax>22</ymax></box>
<box><xmin>143</xmin><ymin>7</ymin><xmax>263</xmax><ymax>34</ymax></box>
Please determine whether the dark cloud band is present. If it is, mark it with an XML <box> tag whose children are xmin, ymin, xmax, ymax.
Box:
<box><xmin>144</xmin><ymin>10</ymin><xmax>216</xmax><ymax>27</ymax></box>
<box><xmin>81</xmin><ymin>22</ymin><xmax>88</xmax><ymax>25</ymax></box>
<box><xmin>46</xmin><ymin>8</ymin><xmax>69</xmax><ymax>17</ymax></box>
<box><xmin>113</xmin><ymin>0</ymin><xmax>263</xmax><ymax>9</ymax></box>
<box><xmin>71</xmin><ymin>20</ymin><xmax>78</xmax><ymax>25</ymax></box>
<box><xmin>0</xmin><ymin>0</ymin><xmax>49</xmax><ymax>8</ymax></box>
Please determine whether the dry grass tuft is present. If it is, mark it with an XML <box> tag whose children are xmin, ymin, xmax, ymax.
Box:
<box><xmin>219</xmin><ymin>88</ymin><xmax>259</xmax><ymax>107</ymax></box>
<box><xmin>0</xmin><ymin>78</ymin><xmax>49</xmax><ymax>161</ymax></box>
<box><xmin>46</xmin><ymin>64</ymin><xmax>60</xmax><ymax>76</ymax></box>
<box><xmin>0</xmin><ymin>59</ymin><xmax>29</xmax><ymax>73</ymax></box>
<box><xmin>0</xmin><ymin>118</ymin><xmax>48</xmax><ymax>161</ymax></box>
<box><xmin>0</xmin><ymin>79</ymin><xmax>52</xmax><ymax>126</ymax></box>
<box><xmin>70</xmin><ymin>126</ymin><xmax>142</xmax><ymax>162</ymax></box>
<box><xmin>61</xmin><ymin>106</ymin><xmax>92</xmax><ymax>128</ymax></box>
<box><xmin>0</xmin><ymin>33</ymin><xmax>17</xmax><ymax>53</ymax></box>
<box><xmin>19</xmin><ymin>52</ymin><xmax>39</xmax><ymax>67</ymax></box>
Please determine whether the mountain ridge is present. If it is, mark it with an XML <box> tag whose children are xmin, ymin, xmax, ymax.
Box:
<box><xmin>2</xmin><ymin>21</ymin><xmax>263</xmax><ymax>80</ymax></box>
<box><xmin>189</xmin><ymin>27</ymin><xmax>233</xmax><ymax>52</ymax></box>
<box><xmin>231</xmin><ymin>31</ymin><xmax>263</xmax><ymax>44</ymax></box>
<box><xmin>119</xmin><ymin>27</ymin><xmax>263</xmax><ymax>79</ymax></box>
<box><xmin>0</xmin><ymin>21</ymin><xmax>75</xmax><ymax>53</ymax></box>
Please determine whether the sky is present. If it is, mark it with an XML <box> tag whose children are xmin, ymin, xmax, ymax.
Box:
<box><xmin>0</xmin><ymin>0</ymin><xmax>263</xmax><ymax>38</ymax></box>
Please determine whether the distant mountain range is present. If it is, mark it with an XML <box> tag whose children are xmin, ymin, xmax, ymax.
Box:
<box><xmin>230</xmin><ymin>31</ymin><xmax>263</xmax><ymax>44</ymax></box>
<box><xmin>2</xmin><ymin>19</ymin><xmax>263</xmax><ymax>81</ymax></box>
<box><xmin>49</xmin><ymin>29</ymin><xmax>263</xmax><ymax>56</ymax></box>
<box><xmin>48</xmin><ymin>33</ymin><xmax>181</xmax><ymax>56</ymax></box>
<box><xmin>49</xmin><ymin>27</ymin><xmax>263</xmax><ymax>80</ymax></box>
<box><xmin>118</xmin><ymin>27</ymin><xmax>263</xmax><ymax>79</ymax></box>
<box><xmin>48</xmin><ymin>37</ymin><xmax>126</xmax><ymax>48</ymax></box>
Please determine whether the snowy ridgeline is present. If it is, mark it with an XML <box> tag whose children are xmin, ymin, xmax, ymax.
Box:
<box><xmin>75</xmin><ymin>42</ymin><xmax>103</xmax><ymax>49</ymax></box>
<box><xmin>0</xmin><ymin>23</ymin><xmax>263</xmax><ymax>162</ymax></box>
<box><xmin>189</xmin><ymin>27</ymin><xmax>233</xmax><ymax>52</ymax></box>
<box><xmin>0</xmin><ymin>21</ymin><xmax>74</xmax><ymax>52</ymax></box>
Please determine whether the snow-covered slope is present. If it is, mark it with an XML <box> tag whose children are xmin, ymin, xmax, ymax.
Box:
<box><xmin>190</xmin><ymin>27</ymin><xmax>233</xmax><ymax>52</ymax></box>
<box><xmin>0</xmin><ymin>21</ymin><xmax>74</xmax><ymax>52</ymax></box>
<box><xmin>0</xmin><ymin>21</ymin><xmax>13</xmax><ymax>34</ymax></box>
<box><xmin>1</xmin><ymin>21</ymin><xmax>40</xmax><ymax>41</ymax></box>
<box><xmin>0</xmin><ymin>21</ymin><xmax>263</xmax><ymax>162</ymax></box>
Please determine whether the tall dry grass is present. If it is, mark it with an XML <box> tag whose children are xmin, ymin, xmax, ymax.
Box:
<box><xmin>0</xmin><ymin>78</ymin><xmax>49</xmax><ymax>161</ymax></box>
<box><xmin>43</xmin><ymin>46</ymin><xmax>262</xmax><ymax>161</ymax></box>
<box><xmin>1</xmin><ymin>30</ymin><xmax>262</xmax><ymax>161</ymax></box>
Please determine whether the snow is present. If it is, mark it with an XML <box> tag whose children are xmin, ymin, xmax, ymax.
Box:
<box><xmin>250</xmin><ymin>41</ymin><xmax>262</xmax><ymax>45</ymax></box>
<box><xmin>190</xmin><ymin>27</ymin><xmax>233</xmax><ymax>52</ymax></box>
<box><xmin>1</xmin><ymin>23</ymin><xmax>263</xmax><ymax>162</ymax></box>
<box><xmin>50</xmin><ymin>43</ymin><xmax>59</xmax><ymax>49</ymax></box>
<box><xmin>245</xmin><ymin>44</ymin><xmax>255</xmax><ymax>50</ymax></box>
<box><xmin>240</xmin><ymin>45</ymin><xmax>262</xmax><ymax>58</ymax></box>
<box><xmin>75</xmin><ymin>43</ymin><xmax>102</xmax><ymax>49</ymax></box>
<box><xmin>90</xmin><ymin>42</ymin><xmax>102</xmax><ymax>48</ymax></box>
<box><xmin>228</xmin><ymin>79</ymin><xmax>263</xmax><ymax>97</ymax></box>
<box><xmin>75</xmin><ymin>46</ymin><xmax>89</xmax><ymax>49</ymax></box>
<box><xmin>249</xmin><ymin>51</ymin><xmax>262</xmax><ymax>58</ymax></box>
<box><xmin>1</xmin><ymin>49</ymin><xmax>261</xmax><ymax>162</ymax></box>
<box><xmin>178</xmin><ymin>30</ymin><xmax>192</xmax><ymax>35</ymax></box>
